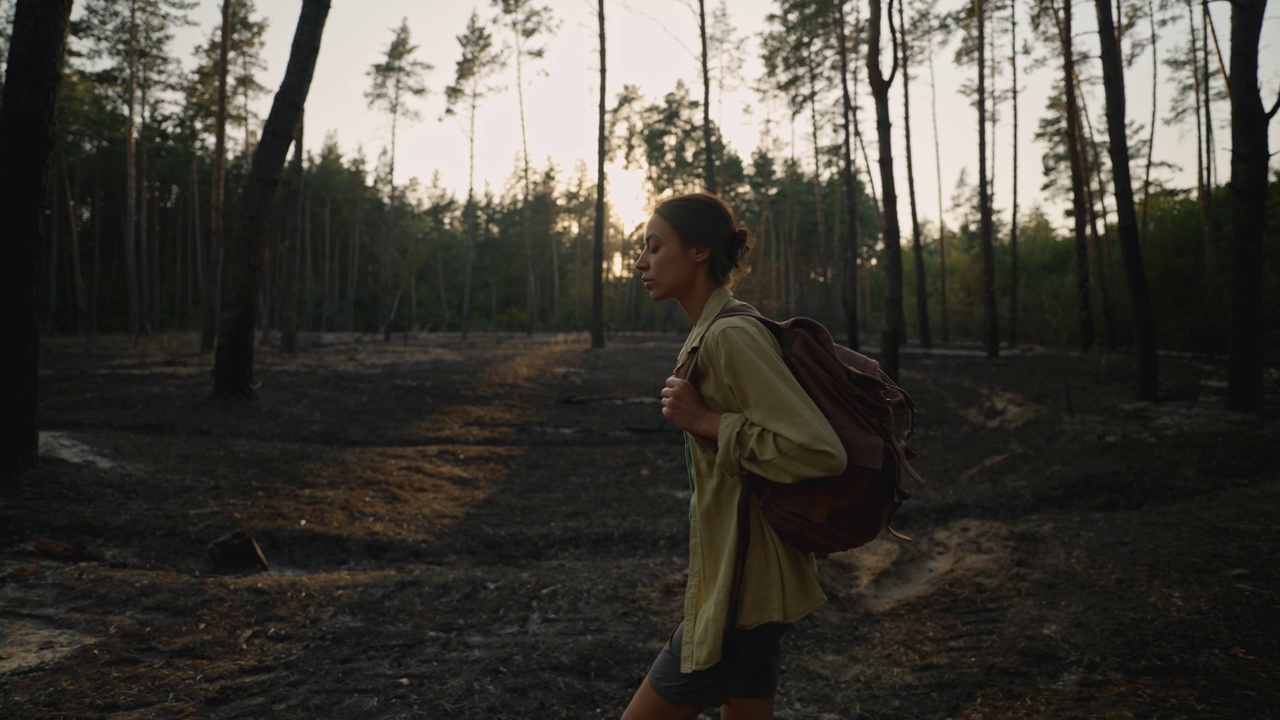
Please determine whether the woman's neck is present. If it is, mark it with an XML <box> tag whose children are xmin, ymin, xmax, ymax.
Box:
<box><xmin>677</xmin><ymin>279</ymin><xmax>720</xmax><ymax>325</ymax></box>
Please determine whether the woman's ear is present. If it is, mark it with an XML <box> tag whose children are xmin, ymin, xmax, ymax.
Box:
<box><xmin>690</xmin><ymin>244</ymin><xmax>711</xmax><ymax>263</ymax></box>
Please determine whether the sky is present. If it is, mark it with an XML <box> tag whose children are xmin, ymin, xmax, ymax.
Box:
<box><xmin>156</xmin><ymin>0</ymin><xmax>1279</xmax><ymax>234</ymax></box>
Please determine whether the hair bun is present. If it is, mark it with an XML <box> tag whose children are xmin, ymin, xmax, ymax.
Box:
<box><xmin>732</xmin><ymin>227</ymin><xmax>751</xmax><ymax>261</ymax></box>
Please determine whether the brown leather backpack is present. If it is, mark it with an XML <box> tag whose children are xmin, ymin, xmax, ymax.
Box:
<box><xmin>680</xmin><ymin>305</ymin><xmax>921</xmax><ymax>556</ymax></box>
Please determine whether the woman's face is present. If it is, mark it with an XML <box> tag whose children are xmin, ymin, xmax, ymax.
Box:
<box><xmin>635</xmin><ymin>213</ymin><xmax>705</xmax><ymax>302</ymax></box>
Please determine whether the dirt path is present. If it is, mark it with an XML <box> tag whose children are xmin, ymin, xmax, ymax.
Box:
<box><xmin>1</xmin><ymin>333</ymin><xmax>1277</xmax><ymax>719</ymax></box>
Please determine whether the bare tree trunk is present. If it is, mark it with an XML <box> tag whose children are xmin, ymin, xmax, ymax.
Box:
<box><xmin>1225</xmin><ymin>0</ymin><xmax>1272</xmax><ymax>412</ymax></box>
<box><xmin>61</xmin><ymin>152</ymin><xmax>90</xmax><ymax>339</ymax></box>
<box><xmin>1139</xmin><ymin>0</ymin><xmax>1158</xmax><ymax>247</ymax></box>
<box><xmin>346</xmin><ymin>195</ymin><xmax>359</xmax><ymax>332</ymax></box>
<box><xmin>124</xmin><ymin>0</ymin><xmax>141</xmax><ymax>339</ymax></box>
<box><xmin>699</xmin><ymin>0</ymin><xmax>716</xmax><ymax>193</ymax></box>
<box><xmin>203</xmin><ymin>0</ymin><xmax>232</xmax><ymax>353</ymax></box>
<box><xmin>1058</xmin><ymin>0</ymin><xmax>1095</xmax><ymax>351</ymax></box>
<box><xmin>834</xmin><ymin>0</ymin><xmax>862</xmax><ymax>351</ymax></box>
<box><xmin>928</xmin><ymin>41</ymin><xmax>949</xmax><ymax>344</ymax></box>
<box><xmin>868</xmin><ymin>0</ymin><xmax>904</xmax><ymax>378</ymax></box>
<box><xmin>1008</xmin><ymin>0</ymin><xmax>1020</xmax><ymax>348</ymax></box>
<box><xmin>280</xmin><ymin>116</ymin><xmax>303</xmax><ymax>353</ymax></box>
<box><xmin>512</xmin><ymin>29</ymin><xmax>537</xmax><ymax>335</ymax></box>
<box><xmin>214</xmin><ymin>0</ymin><xmax>330</xmax><ymax>399</ymax></box>
<box><xmin>0</xmin><ymin>0</ymin><xmax>73</xmax><ymax>481</ymax></box>
<box><xmin>1095</xmin><ymin>0</ymin><xmax>1159</xmax><ymax>400</ymax></box>
<box><xmin>976</xmin><ymin>0</ymin><xmax>999</xmax><ymax>357</ymax></box>
<box><xmin>590</xmin><ymin>0</ymin><xmax>606</xmax><ymax>349</ymax></box>
<box><xmin>898</xmin><ymin>0</ymin><xmax>929</xmax><ymax>349</ymax></box>
<box><xmin>303</xmin><ymin>194</ymin><xmax>314</xmax><ymax>332</ymax></box>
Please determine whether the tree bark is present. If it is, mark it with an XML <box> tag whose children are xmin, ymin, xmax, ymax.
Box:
<box><xmin>590</xmin><ymin>0</ymin><xmax>606</xmax><ymax>349</ymax></box>
<box><xmin>214</xmin><ymin>0</ymin><xmax>330</xmax><ymax>400</ymax></box>
<box><xmin>699</xmin><ymin>0</ymin><xmax>716</xmax><ymax>193</ymax></box>
<box><xmin>0</xmin><ymin>0</ymin><xmax>73</xmax><ymax>481</ymax></box>
<box><xmin>899</xmin><ymin>0</ymin><xmax>929</xmax><ymax>349</ymax></box>
<box><xmin>1096</xmin><ymin>0</ymin><xmax>1159</xmax><ymax>400</ymax></box>
<box><xmin>1008</xmin><ymin>0</ymin><xmax>1020</xmax><ymax>348</ymax></box>
<box><xmin>1225</xmin><ymin>0</ymin><xmax>1271</xmax><ymax>412</ymax></box>
<box><xmin>976</xmin><ymin>0</ymin><xmax>999</xmax><ymax>357</ymax></box>
<box><xmin>280</xmin><ymin>115</ymin><xmax>303</xmax><ymax>353</ymax></box>
<box><xmin>868</xmin><ymin>0</ymin><xmax>904</xmax><ymax>379</ymax></box>
<box><xmin>1059</xmin><ymin>0</ymin><xmax>1095</xmax><ymax>351</ymax></box>
<box><xmin>203</xmin><ymin>0</ymin><xmax>232</xmax><ymax>353</ymax></box>
<box><xmin>834</xmin><ymin>0</ymin><xmax>862</xmax><ymax>351</ymax></box>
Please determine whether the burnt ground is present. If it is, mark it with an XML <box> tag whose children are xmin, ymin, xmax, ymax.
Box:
<box><xmin>1</xmin><ymin>331</ymin><xmax>1277</xmax><ymax>719</ymax></box>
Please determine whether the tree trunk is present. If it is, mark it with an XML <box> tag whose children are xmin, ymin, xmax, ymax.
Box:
<box><xmin>123</xmin><ymin>0</ymin><xmax>141</xmax><ymax>339</ymax></box>
<box><xmin>303</xmin><ymin>194</ymin><xmax>314</xmax><ymax>332</ymax></box>
<box><xmin>977</xmin><ymin>0</ymin><xmax>999</xmax><ymax>357</ymax></box>
<box><xmin>214</xmin><ymin>0</ymin><xmax>330</xmax><ymax>400</ymax></box>
<box><xmin>1059</xmin><ymin>0</ymin><xmax>1095</xmax><ymax>351</ymax></box>
<box><xmin>280</xmin><ymin>115</ymin><xmax>303</xmax><ymax>353</ymax></box>
<box><xmin>590</xmin><ymin>0</ymin><xmax>606</xmax><ymax>349</ymax></box>
<box><xmin>1008</xmin><ymin>0</ymin><xmax>1020</xmax><ymax>348</ymax></box>
<box><xmin>834</xmin><ymin>0</ymin><xmax>862</xmax><ymax>351</ymax></box>
<box><xmin>321</xmin><ymin>194</ymin><xmax>331</xmax><ymax>331</ymax></box>
<box><xmin>0</xmin><ymin>0</ymin><xmax>73</xmax><ymax>481</ymax></box>
<box><xmin>512</xmin><ymin>30</ymin><xmax>537</xmax><ymax>335</ymax></box>
<box><xmin>699</xmin><ymin>0</ymin><xmax>716</xmax><ymax>193</ymax></box>
<box><xmin>899</xmin><ymin>0</ymin><xmax>929</xmax><ymax>350</ymax></box>
<box><xmin>1225</xmin><ymin>0</ymin><xmax>1271</xmax><ymax>412</ymax></box>
<box><xmin>203</xmin><ymin>0</ymin><xmax>232</xmax><ymax>353</ymax></box>
<box><xmin>928</xmin><ymin>42</ymin><xmax>949</xmax><ymax>344</ymax></box>
<box><xmin>867</xmin><ymin>0</ymin><xmax>904</xmax><ymax>379</ymax></box>
<box><xmin>61</xmin><ymin>153</ymin><xmax>90</xmax><ymax>339</ymax></box>
<box><xmin>1096</xmin><ymin>0</ymin><xmax>1159</xmax><ymax>400</ymax></box>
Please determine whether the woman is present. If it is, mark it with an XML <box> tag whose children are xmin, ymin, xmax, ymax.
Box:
<box><xmin>622</xmin><ymin>193</ymin><xmax>846</xmax><ymax>719</ymax></box>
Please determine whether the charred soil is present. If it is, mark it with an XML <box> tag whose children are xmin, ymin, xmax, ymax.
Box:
<box><xmin>1</xmin><ymin>332</ymin><xmax>1277</xmax><ymax>719</ymax></box>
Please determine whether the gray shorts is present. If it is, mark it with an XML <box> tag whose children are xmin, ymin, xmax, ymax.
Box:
<box><xmin>646</xmin><ymin>620</ymin><xmax>790</xmax><ymax>708</ymax></box>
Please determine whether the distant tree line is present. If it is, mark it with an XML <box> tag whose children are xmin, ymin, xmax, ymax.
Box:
<box><xmin>6</xmin><ymin>0</ymin><xmax>1277</xmax><ymax>397</ymax></box>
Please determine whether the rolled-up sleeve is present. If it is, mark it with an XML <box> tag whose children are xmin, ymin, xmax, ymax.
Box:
<box><xmin>704</xmin><ymin>324</ymin><xmax>846</xmax><ymax>482</ymax></box>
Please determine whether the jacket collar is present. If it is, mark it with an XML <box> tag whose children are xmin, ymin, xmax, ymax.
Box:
<box><xmin>676</xmin><ymin>285</ymin><xmax>736</xmax><ymax>370</ymax></box>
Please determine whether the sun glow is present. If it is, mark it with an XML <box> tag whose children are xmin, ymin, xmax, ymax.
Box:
<box><xmin>606</xmin><ymin>162</ymin><xmax>651</xmax><ymax>235</ymax></box>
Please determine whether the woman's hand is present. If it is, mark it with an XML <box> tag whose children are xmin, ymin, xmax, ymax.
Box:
<box><xmin>661</xmin><ymin>376</ymin><xmax>722</xmax><ymax>440</ymax></box>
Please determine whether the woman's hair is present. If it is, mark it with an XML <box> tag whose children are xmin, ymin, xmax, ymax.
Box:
<box><xmin>653</xmin><ymin>192</ymin><xmax>752</xmax><ymax>286</ymax></box>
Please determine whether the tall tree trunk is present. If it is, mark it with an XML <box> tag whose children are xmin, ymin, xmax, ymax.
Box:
<box><xmin>1096</xmin><ymin>0</ymin><xmax>1159</xmax><ymax>400</ymax></box>
<box><xmin>1139</xmin><ymin>0</ymin><xmax>1158</xmax><ymax>247</ymax></box>
<box><xmin>590</xmin><ymin>0</ymin><xmax>606</xmax><ymax>349</ymax></box>
<box><xmin>0</xmin><ymin>0</ymin><xmax>73</xmax><ymax>481</ymax></box>
<box><xmin>699</xmin><ymin>0</ymin><xmax>716</xmax><ymax>193</ymax></box>
<box><xmin>928</xmin><ymin>41</ymin><xmax>949</xmax><ymax>344</ymax></box>
<box><xmin>898</xmin><ymin>0</ymin><xmax>929</xmax><ymax>349</ymax></box>
<box><xmin>1225</xmin><ymin>0</ymin><xmax>1272</xmax><ymax>412</ymax></box>
<box><xmin>976</xmin><ymin>0</ymin><xmax>999</xmax><ymax>357</ymax></box>
<box><xmin>203</xmin><ymin>0</ymin><xmax>232</xmax><ymax>353</ymax></box>
<box><xmin>214</xmin><ymin>0</ymin><xmax>330</xmax><ymax>400</ymax></box>
<box><xmin>1075</xmin><ymin>78</ymin><xmax>1118</xmax><ymax>351</ymax></box>
<box><xmin>280</xmin><ymin>115</ymin><xmax>303</xmax><ymax>353</ymax></box>
<box><xmin>868</xmin><ymin>0</ymin><xmax>904</xmax><ymax>379</ymax></box>
<box><xmin>834</xmin><ymin>0</ymin><xmax>862</xmax><ymax>351</ymax></box>
<box><xmin>512</xmin><ymin>29</ymin><xmax>537</xmax><ymax>335</ymax></box>
<box><xmin>1059</xmin><ymin>0</ymin><xmax>1095</xmax><ymax>351</ymax></box>
<box><xmin>1008</xmin><ymin>0</ymin><xmax>1020</xmax><ymax>348</ymax></box>
<box><xmin>139</xmin><ymin>81</ymin><xmax>152</xmax><ymax>335</ymax></box>
<box><xmin>303</xmin><ymin>194</ymin><xmax>314</xmax><ymax>332</ymax></box>
<box><xmin>461</xmin><ymin>89</ymin><xmax>479</xmax><ymax>340</ymax></box>
<box><xmin>321</xmin><ymin>194</ymin><xmax>331</xmax><ymax>331</ymax></box>
<box><xmin>61</xmin><ymin>153</ymin><xmax>90</xmax><ymax>339</ymax></box>
<box><xmin>124</xmin><ymin>0</ymin><xmax>141</xmax><ymax>339</ymax></box>
<box><xmin>347</xmin><ymin>194</ymin><xmax>360</xmax><ymax>332</ymax></box>
<box><xmin>381</xmin><ymin>113</ymin><xmax>398</xmax><ymax>342</ymax></box>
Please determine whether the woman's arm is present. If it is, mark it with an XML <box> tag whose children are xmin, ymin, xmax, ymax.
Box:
<box><xmin>702</xmin><ymin>323</ymin><xmax>846</xmax><ymax>482</ymax></box>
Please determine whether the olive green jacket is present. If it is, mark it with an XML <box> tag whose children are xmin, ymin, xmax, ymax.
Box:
<box><xmin>675</xmin><ymin>286</ymin><xmax>846</xmax><ymax>673</ymax></box>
